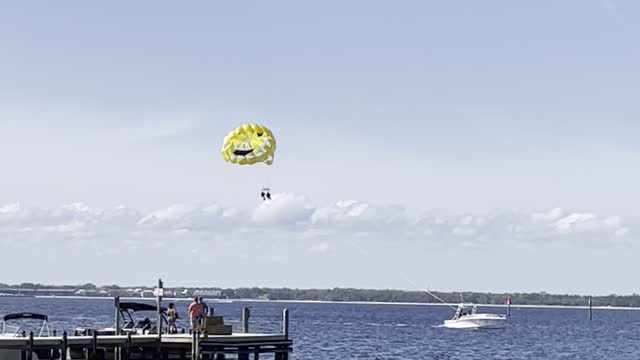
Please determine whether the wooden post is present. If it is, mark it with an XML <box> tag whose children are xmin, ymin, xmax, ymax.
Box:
<box><xmin>157</xmin><ymin>279</ymin><xmax>164</xmax><ymax>335</ymax></box>
<box><xmin>192</xmin><ymin>331</ymin><xmax>200</xmax><ymax>360</ymax></box>
<box><xmin>282</xmin><ymin>309</ymin><xmax>289</xmax><ymax>338</ymax></box>
<box><xmin>197</xmin><ymin>331</ymin><xmax>201</xmax><ymax>359</ymax></box>
<box><xmin>157</xmin><ymin>279</ymin><xmax>164</xmax><ymax>359</ymax></box>
<box><xmin>239</xmin><ymin>308</ymin><xmax>251</xmax><ymax>360</ymax></box>
<box><xmin>114</xmin><ymin>296</ymin><xmax>121</xmax><ymax>360</ymax></box>
<box><xmin>242</xmin><ymin>307</ymin><xmax>250</xmax><ymax>333</ymax></box>
<box><xmin>85</xmin><ymin>335</ymin><xmax>90</xmax><ymax>360</ymax></box>
<box><xmin>280</xmin><ymin>309</ymin><xmax>291</xmax><ymax>360</ymax></box>
<box><xmin>238</xmin><ymin>348</ymin><xmax>249</xmax><ymax>360</ymax></box>
<box><xmin>27</xmin><ymin>331</ymin><xmax>33</xmax><ymax>360</ymax></box>
<box><xmin>124</xmin><ymin>332</ymin><xmax>132</xmax><ymax>360</ymax></box>
<box><xmin>506</xmin><ymin>297</ymin><xmax>511</xmax><ymax>318</ymax></box>
<box><xmin>114</xmin><ymin>296</ymin><xmax>121</xmax><ymax>335</ymax></box>
<box><xmin>92</xmin><ymin>331</ymin><xmax>97</xmax><ymax>360</ymax></box>
<box><xmin>276</xmin><ymin>346</ymin><xmax>289</xmax><ymax>360</ymax></box>
<box><xmin>191</xmin><ymin>330</ymin><xmax>196</xmax><ymax>359</ymax></box>
<box><xmin>589</xmin><ymin>296</ymin><xmax>593</xmax><ymax>321</ymax></box>
<box><xmin>61</xmin><ymin>331</ymin><xmax>68</xmax><ymax>360</ymax></box>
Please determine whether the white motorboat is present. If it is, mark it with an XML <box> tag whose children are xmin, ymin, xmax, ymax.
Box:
<box><xmin>0</xmin><ymin>312</ymin><xmax>59</xmax><ymax>359</ymax></box>
<box><xmin>443</xmin><ymin>303</ymin><xmax>506</xmax><ymax>329</ymax></box>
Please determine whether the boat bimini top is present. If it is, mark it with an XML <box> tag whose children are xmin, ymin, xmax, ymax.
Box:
<box><xmin>117</xmin><ymin>302</ymin><xmax>168</xmax><ymax>333</ymax></box>
<box><xmin>1</xmin><ymin>312</ymin><xmax>51</xmax><ymax>337</ymax></box>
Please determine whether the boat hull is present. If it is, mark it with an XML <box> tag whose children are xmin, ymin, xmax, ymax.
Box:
<box><xmin>443</xmin><ymin>314</ymin><xmax>506</xmax><ymax>329</ymax></box>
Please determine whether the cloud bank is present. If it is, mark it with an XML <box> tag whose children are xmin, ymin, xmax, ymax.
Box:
<box><xmin>0</xmin><ymin>193</ymin><xmax>635</xmax><ymax>250</ymax></box>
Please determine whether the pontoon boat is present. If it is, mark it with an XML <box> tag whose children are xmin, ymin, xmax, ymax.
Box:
<box><xmin>0</xmin><ymin>312</ymin><xmax>59</xmax><ymax>359</ymax></box>
<box><xmin>73</xmin><ymin>302</ymin><xmax>173</xmax><ymax>336</ymax></box>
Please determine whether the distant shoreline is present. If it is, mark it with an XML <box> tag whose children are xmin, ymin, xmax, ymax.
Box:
<box><xmin>4</xmin><ymin>284</ymin><xmax>639</xmax><ymax>309</ymax></box>
<box><xmin>13</xmin><ymin>295</ymin><xmax>640</xmax><ymax>311</ymax></box>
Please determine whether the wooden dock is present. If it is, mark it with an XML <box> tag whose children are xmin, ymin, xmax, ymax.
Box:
<box><xmin>0</xmin><ymin>332</ymin><xmax>292</xmax><ymax>359</ymax></box>
<box><xmin>0</xmin><ymin>279</ymin><xmax>293</xmax><ymax>359</ymax></box>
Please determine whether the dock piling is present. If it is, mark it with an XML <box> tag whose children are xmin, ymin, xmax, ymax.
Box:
<box><xmin>115</xmin><ymin>296</ymin><xmax>121</xmax><ymax>360</ymax></box>
<box><xmin>124</xmin><ymin>332</ymin><xmax>131</xmax><ymax>360</ymax></box>
<box><xmin>506</xmin><ymin>297</ymin><xmax>511</xmax><ymax>318</ymax></box>
<box><xmin>27</xmin><ymin>331</ymin><xmax>33</xmax><ymax>360</ymax></box>
<box><xmin>191</xmin><ymin>329</ymin><xmax>196</xmax><ymax>359</ymax></box>
<box><xmin>92</xmin><ymin>331</ymin><xmax>97</xmax><ymax>360</ymax></box>
<box><xmin>589</xmin><ymin>296</ymin><xmax>593</xmax><ymax>321</ymax></box>
<box><xmin>156</xmin><ymin>279</ymin><xmax>164</xmax><ymax>360</ymax></box>
<box><xmin>242</xmin><ymin>307</ymin><xmax>251</xmax><ymax>333</ymax></box>
<box><xmin>61</xmin><ymin>332</ymin><xmax>68</xmax><ymax>360</ymax></box>
<box><xmin>190</xmin><ymin>330</ymin><xmax>201</xmax><ymax>359</ymax></box>
<box><xmin>282</xmin><ymin>309</ymin><xmax>289</xmax><ymax>338</ymax></box>
<box><xmin>157</xmin><ymin>279</ymin><xmax>163</xmax><ymax>334</ymax></box>
<box><xmin>238</xmin><ymin>348</ymin><xmax>249</xmax><ymax>360</ymax></box>
<box><xmin>115</xmin><ymin>296</ymin><xmax>121</xmax><ymax>335</ymax></box>
<box><xmin>195</xmin><ymin>331</ymin><xmax>200</xmax><ymax>359</ymax></box>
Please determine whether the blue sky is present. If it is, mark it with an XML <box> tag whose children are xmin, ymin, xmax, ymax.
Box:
<box><xmin>0</xmin><ymin>1</ymin><xmax>639</xmax><ymax>294</ymax></box>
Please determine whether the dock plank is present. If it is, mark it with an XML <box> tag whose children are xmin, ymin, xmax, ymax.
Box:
<box><xmin>0</xmin><ymin>333</ymin><xmax>288</xmax><ymax>347</ymax></box>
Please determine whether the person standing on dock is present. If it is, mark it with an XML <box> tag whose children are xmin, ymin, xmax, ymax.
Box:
<box><xmin>167</xmin><ymin>303</ymin><xmax>179</xmax><ymax>334</ymax></box>
<box><xmin>188</xmin><ymin>297</ymin><xmax>203</xmax><ymax>332</ymax></box>
<box><xmin>199</xmin><ymin>296</ymin><xmax>209</xmax><ymax>316</ymax></box>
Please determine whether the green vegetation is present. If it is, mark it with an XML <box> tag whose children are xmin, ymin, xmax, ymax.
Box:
<box><xmin>2</xmin><ymin>282</ymin><xmax>640</xmax><ymax>307</ymax></box>
<box><xmin>222</xmin><ymin>288</ymin><xmax>640</xmax><ymax>307</ymax></box>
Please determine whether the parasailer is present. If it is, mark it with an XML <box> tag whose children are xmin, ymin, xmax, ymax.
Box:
<box><xmin>221</xmin><ymin>123</ymin><xmax>276</xmax><ymax>201</ymax></box>
<box><xmin>261</xmin><ymin>187</ymin><xmax>272</xmax><ymax>201</ymax></box>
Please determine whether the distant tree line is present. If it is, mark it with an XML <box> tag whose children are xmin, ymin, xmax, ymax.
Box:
<box><xmin>0</xmin><ymin>283</ymin><xmax>99</xmax><ymax>290</ymax></box>
<box><xmin>2</xmin><ymin>282</ymin><xmax>640</xmax><ymax>307</ymax></box>
<box><xmin>221</xmin><ymin>288</ymin><xmax>640</xmax><ymax>307</ymax></box>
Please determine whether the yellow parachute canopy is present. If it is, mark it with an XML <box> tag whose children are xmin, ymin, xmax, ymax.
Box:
<box><xmin>221</xmin><ymin>123</ymin><xmax>276</xmax><ymax>165</ymax></box>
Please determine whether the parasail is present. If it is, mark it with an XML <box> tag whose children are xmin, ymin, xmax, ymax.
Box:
<box><xmin>221</xmin><ymin>123</ymin><xmax>276</xmax><ymax>166</ymax></box>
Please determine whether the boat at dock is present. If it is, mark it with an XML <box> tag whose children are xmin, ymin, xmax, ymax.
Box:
<box><xmin>442</xmin><ymin>303</ymin><xmax>506</xmax><ymax>329</ymax></box>
<box><xmin>0</xmin><ymin>312</ymin><xmax>59</xmax><ymax>359</ymax></box>
<box><xmin>73</xmin><ymin>301</ymin><xmax>179</xmax><ymax>336</ymax></box>
<box><xmin>70</xmin><ymin>301</ymin><xmax>186</xmax><ymax>359</ymax></box>
<box><xmin>0</xmin><ymin>279</ymin><xmax>293</xmax><ymax>359</ymax></box>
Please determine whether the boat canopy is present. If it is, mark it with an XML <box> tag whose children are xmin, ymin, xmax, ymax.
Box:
<box><xmin>3</xmin><ymin>313</ymin><xmax>48</xmax><ymax>322</ymax></box>
<box><xmin>119</xmin><ymin>302</ymin><xmax>166</xmax><ymax>313</ymax></box>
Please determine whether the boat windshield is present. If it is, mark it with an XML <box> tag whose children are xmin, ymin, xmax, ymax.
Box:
<box><xmin>452</xmin><ymin>304</ymin><xmax>477</xmax><ymax>319</ymax></box>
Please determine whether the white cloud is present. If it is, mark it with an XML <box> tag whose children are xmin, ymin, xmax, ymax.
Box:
<box><xmin>555</xmin><ymin>213</ymin><xmax>597</xmax><ymax>234</ymax></box>
<box><xmin>0</xmin><ymin>195</ymin><xmax>636</xmax><ymax>250</ymax></box>
<box><xmin>531</xmin><ymin>207</ymin><xmax>564</xmax><ymax>223</ymax></box>
<box><xmin>615</xmin><ymin>228</ymin><xmax>630</xmax><ymax>237</ymax></box>
<box><xmin>137</xmin><ymin>203</ymin><xmax>226</xmax><ymax>229</ymax></box>
<box><xmin>309</xmin><ymin>242</ymin><xmax>330</xmax><ymax>254</ymax></box>
<box><xmin>452</xmin><ymin>226</ymin><xmax>478</xmax><ymax>236</ymax></box>
<box><xmin>251</xmin><ymin>193</ymin><xmax>314</xmax><ymax>226</ymax></box>
<box><xmin>0</xmin><ymin>195</ymin><xmax>638</xmax><ymax>293</ymax></box>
